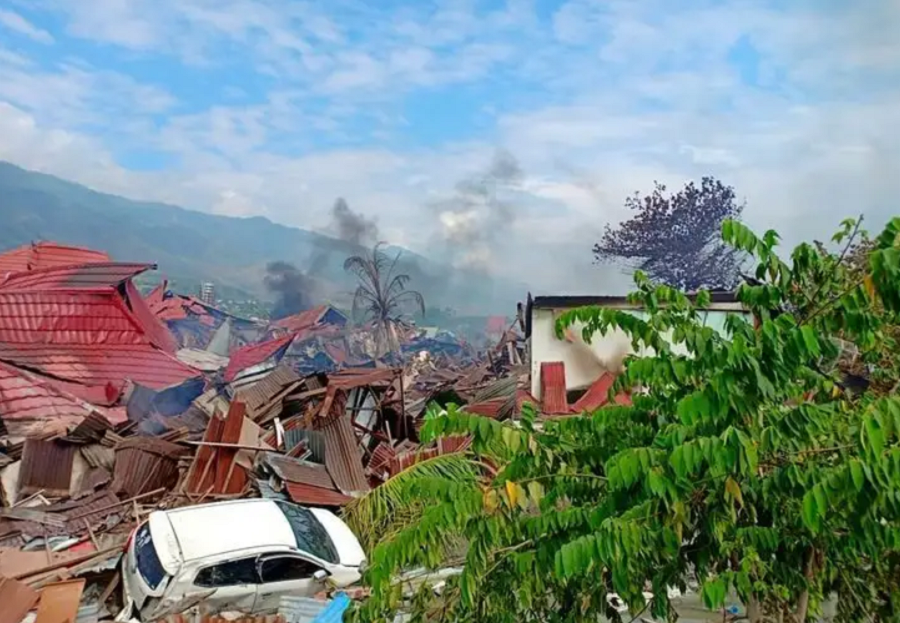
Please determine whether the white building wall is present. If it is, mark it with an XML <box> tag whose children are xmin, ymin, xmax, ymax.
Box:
<box><xmin>530</xmin><ymin>304</ymin><xmax>747</xmax><ymax>399</ymax></box>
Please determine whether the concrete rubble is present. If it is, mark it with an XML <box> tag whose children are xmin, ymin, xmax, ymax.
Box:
<box><xmin>0</xmin><ymin>243</ymin><xmax>531</xmax><ymax>622</ymax></box>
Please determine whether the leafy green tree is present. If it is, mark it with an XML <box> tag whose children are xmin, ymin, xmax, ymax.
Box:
<box><xmin>347</xmin><ymin>217</ymin><xmax>900</xmax><ymax>623</ymax></box>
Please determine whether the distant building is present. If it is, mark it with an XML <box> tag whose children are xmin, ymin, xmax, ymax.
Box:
<box><xmin>199</xmin><ymin>282</ymin><xmax>216</xmax><ymax>305</ymax></box>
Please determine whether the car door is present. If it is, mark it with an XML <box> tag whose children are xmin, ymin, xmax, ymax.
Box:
<box><xmin>254</xmin><ymin>554</ymin><xmax>328</xmax><ymax>613</ymax></box>
<box><xmin>191</xmin><ymin>556</ymin><xmax>260</xmax><ymax>614</ymax></box>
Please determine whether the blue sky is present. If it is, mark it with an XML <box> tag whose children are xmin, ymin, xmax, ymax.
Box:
<box><xmin>0</xmin><ymin>0</ymin><xmax>897</xmax><ymax>293</ymax></box>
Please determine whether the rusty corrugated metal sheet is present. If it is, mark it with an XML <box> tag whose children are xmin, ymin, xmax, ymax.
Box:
<box><xmin>19</xmin><ymin>438</ymin><xmax>76</xmax><ymax>497</ymax></box>
<box><xmin>284</xmin><ymin>481</ymin><xmax>352</xmax><ymax>507</ymax></box>
<box><xmin>321</xmin><ymin>393</ymin><xmax>369</xmax><ymax>496</ymax></box>
<box><xmin>540</xmin><ymin>361</ymin><xmax>570</xmax><ymax>415</ymax></box>
<box><xmin>0</xmin><ymin>575</ymin><xmax>40</xmax><ymax>623</ymax></box>
<box><xmin>463</xmin><ymin>398</ymin><xmax>506</xmax><ymax>418</ymax></box>
<box><xmin>185</xmin><ymin>402</ymin><xmax>248</xmax><ymax>495</ymax></box>
<box><xmin>262</xmin><ymin>453</ymin><xmax>335</xmax><ymax>489</ymax></box>
<box><xmin>34</xmin><ymin>579</ymin><xmax>85</xmax><ymax>623</ymax></box>
<box><xmin>112</xmin><ymin>437</ymin><xmax>184</xmax><ymax>498</ymax></box>
<box><xmin>328</xmin><ymin>368</ymin><xmax>397</xmax><ymax>389</ymax></box>
<box><xmin>390</xmin><ymin>436</ymin><xmax>472</xmax><ymax>475</ymax></box>
<box><xmin>235</xmin><ymin>364</ymin><xmax>303</xmax><ymax>422</ymax></box>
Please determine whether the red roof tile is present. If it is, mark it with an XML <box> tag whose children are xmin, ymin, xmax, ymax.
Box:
<box><xmin>540</xmin><ymin>361</ymin><xmax>570</xmax><ymax>415</ymax></box>
<box><xmin>144</xmin><ymin>281</ymin><xmax>167</xmax><ymax>308</ymax></box>
<box><xmin>0</xmin><ymin>262</ymin><xmax>154</xmax><ymax>291</ymax></box>
<box><xmin>0</xmin><ymin>290</ymin><xmax>199</xmax><ymax>389</ymax></box>
<box><xmin>0</xmin><ymin>361</ymin><xmax>95</xmax><ymax>421</ymax></box>
<box><xmin>0</xmin><ymin>242</ymin><xmax>110</xmax><ymax>275</ymax></box>
<box><xmin>224</xmin><ymin>335</ymin><xmax>294</xmax><ymax>381</ymax></box>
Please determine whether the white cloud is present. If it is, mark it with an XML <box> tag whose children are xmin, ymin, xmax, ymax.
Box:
<box><xmin>0</xmin><ymin>9</ymin><xmax>55</xmax><ymax>43</ymax></box>
<box><xmin>0</xmin><ymin>0</ymin><xmax>898</xmax><ymax>297</ymax></box>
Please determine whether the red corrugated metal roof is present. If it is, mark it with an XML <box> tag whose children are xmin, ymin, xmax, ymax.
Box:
<box><xmin>0</xmin><ymin>242</ymin><xmax>110</xmax><ymax>275</ymax></box>
<box><xmin>540</xmin><ymin>361</ymin><xmax>570</xmax><ymax>415</ymax></box>
<box><xmin>0</xmin><ymin>361</ymin><xmax>95</xmax><ymax>421</ymax></box>
<box><xmin>224</xmin><ymin>335</ymin><xmax>294</xmax><ymax>381</ymax></box>
<box><xmin>0</xmin><ymin>262</ymin><xmax>154</xmax><ymax>291</ymax></box>
<box><xmin>124</xmin><ymin>280</ymin><xmax>178</xmax><ymax>354</ymax></box>
<box><xmin>144</xmin><ymin>281</ymin><xmax>167</xmax><ymax>308</ymax></box>
<box><xmin>571</xmin><ymin>372</ymin><xmax>616</xmax><ymax>413</ymax></box>
<box><xmin>273</xmin><ymin>306</ymin><xmax>327</xmax><ymax>331</ymax></box>
<box><xmin>0</xmin><ymin>290</ymin><xmax>200</xmax><ymax>389</ymax></box>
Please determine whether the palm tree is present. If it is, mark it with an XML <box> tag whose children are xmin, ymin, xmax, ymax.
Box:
<box><xmin>343</xmin><ymin>242</ymin><xmax>426</xmax><ymax>354</ymax></box>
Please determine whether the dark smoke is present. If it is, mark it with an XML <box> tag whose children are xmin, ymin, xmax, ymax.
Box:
<box><xmin>264</xmin><ymin>261</ymin><xmax>317</xmax><ymax>320</ymax></box>
<box><xmin>331</xmin><ymin>197</ymin><xmax>379</xmax><ymax>246</ymax></box>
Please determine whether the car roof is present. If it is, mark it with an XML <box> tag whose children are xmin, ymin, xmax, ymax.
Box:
<box><xmin>158</xmin><ymin>499</ymin><xmax>298</xmax><ymax>562</ymax></box>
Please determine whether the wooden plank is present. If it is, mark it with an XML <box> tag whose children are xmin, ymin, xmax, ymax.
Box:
<box><xmin>0</xmin><ymin>508</ymin><xmax>66</xmax><ymax>527</ymax></box>
<box><xmin>34</xmin><ymin>579</ymin><xmax>85</xmax><ymax>623</ymax></box>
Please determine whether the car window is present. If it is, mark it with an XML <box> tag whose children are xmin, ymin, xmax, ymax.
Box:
<box><xmin>194</xmin><ymin>557</ymin><xmax>260</xmax><ymax>587</ymax></box>
<box><xmin>134</xmin><ymin>523</ymin><xmax>167</xmax><ymax>590</ymax></box>
<box><xmin>259</xmin><ymin>556</ymin><xmax>322</xmax><ymax>583</ymax></box>
<box><xmin>275</xmin><ymin>502</ymin><xmax>339</xmax><ymax>563</ymax></box>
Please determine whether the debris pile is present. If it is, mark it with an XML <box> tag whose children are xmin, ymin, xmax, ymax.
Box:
<box><xmin>0</xmin><ymin>242</ymin><xmax>530</xmax><ymax>620</ymax></box>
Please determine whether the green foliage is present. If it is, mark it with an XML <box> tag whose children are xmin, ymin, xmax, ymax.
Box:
<box><xmin>347</xmin><ymin>216</ymin><xmax>900</xmax><ymax>623</ymax></box>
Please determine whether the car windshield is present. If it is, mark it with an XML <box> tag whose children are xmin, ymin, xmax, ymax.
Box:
<box><xmin>275</xmin><ymin>502</ymin><xmax>339</xmax><ymax>564</ymax></box>
<box><xmin>134</xmin><ymin>523</ymin><xmax>167</xmax><ymax>590</ymax></box>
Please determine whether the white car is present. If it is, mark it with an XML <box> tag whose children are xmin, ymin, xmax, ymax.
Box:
<box><xmin>118</xmin><ymin>499</ymin><xmax>366</xmax><ymax>621</ymax></box>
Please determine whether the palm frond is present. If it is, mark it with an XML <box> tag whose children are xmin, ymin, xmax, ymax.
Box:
<box><xmin>387</xmin><ymin>289</ymin><xmax>426</xmax><ymax>317</ymax></box>
<box><xmin>342</xmin><ymin>453</ymin><xmax>483</xmax><ymax>553</ymax></box>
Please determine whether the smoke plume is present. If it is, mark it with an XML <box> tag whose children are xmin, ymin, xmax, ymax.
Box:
<box><xmin>331</xmin><ymin>197</ymin><xmax>379</xmax><ymax>246</ymax></box>
<box><xmin>436</xmin><ymin>149</ymin><xmax>523</xmax><ymax>272</ymax></box>
<box><xmin>264</xmin><ymin>261</ymin><xmax>317</xmax><ymax>319</ymax></box>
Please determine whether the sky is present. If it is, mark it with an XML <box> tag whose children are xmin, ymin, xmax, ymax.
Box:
<box><xmin>0</xmin><ymin>0</ymin><xmax>898</xmax><ymax>294</ymax></box>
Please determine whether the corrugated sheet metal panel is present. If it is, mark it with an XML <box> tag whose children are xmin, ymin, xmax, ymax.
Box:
<box><xmin>0</xmin><ymin>289</ymin><xmax>200</xmax><ymax>389</ymax></box>
<box><xmin>463</xmin><ymin>398</ymin><xmax>505</xmax><ymax>418</ymax></box>
<box><xmin>19</xmin><ymin>438</ymin><xmax>76</xmax><ymax>497</ymax></box>
<box><xmin>367</xmin><ymin>442</ymin><xmax>395</xmax><ymax>473</ymax></box>
<box><xmin>278</xmin><ymin>595</ymin><xmax>330</xmax><ymax>623</ymax></box>
<box><xmin>273</xmin><ymin>306</ymin><xmax>327</xmax><ymax>331</ymax></box>
<box><xmin>235</xmin><ymin>364</ymin><xmax>303</xmax><ymax>421</ymax></box>
<box><xmin>0</xmin><ymin>575</ymin><xmax>40</xmax><ymax>623</ymax></box>
<box><xmin>176</xmin><ymin>348</ymin><xmax>229</xmax><ymax>372</ymax></box>
<box><xmin>285</xmin><ymin>429</ymin><xmax>326</xmax><ymax>463</ymax></box>
<box><xmin>0</xmin><ymin>343</ymin><xmax>200</xmax><ymax>389</ymax></box>
<box><xmin>124</xmin><ymin>279</ymin><xmax>179</xmax><ymax>354</ymax></box>
<box><xmin>571</xmin><ymin>372</ymin><xmax>616</xmax><ymax>413</ymax></box>
<box><xmin>328</xmin><ymin>368</ymin><xmax>397</xmax><ymax>389</ymax></box>
<box><xmin>0</xmin><ymin>242</ymin><xmax>110</xmax><ymax>275</ymax></box>
<box><xmin>62</xmin><ymin>413</ymin><xmax>112</xmax><ymax>444</ymax></box>
<box><xmin>263</xmin><ymin>453</ymin><xmax>335</xmax><ymax>489</ymax></box>
<box><xmin>112</xmin><ymin>437</ymin><xmax>184</xmax><ymax>498</ymax></box>
<box><xmin>185</xmin><ymin>402</ymin><xmax>248</xmax><ymax>495</ymax></box>
<box><xmin>0</xmin><ymin>361</ymin><xmax>95</xmax><ymax>421</ymax></box>
<box><xmin>0</xmin><ymin>263</ymin><xmax>153</xmax><ymax>291</ymax></box>
<box><xmin>224</xmin><ymin>336</ymin><xmax>294</xmax><ymax>382</ymax></box>
<box><xmin>153</xmin><ymin>613</ymin><xmax>285</xmax><ymax>623</ymax></box>
<box><xmin>284</xmin><ymin>482</ymin><xmax>352</xmax><ymax>507</ymax></box>
<box><xmin>321</xmin><ymin>398</ymin><xmax>369</xmax><ymax>496</ymax></box>
<box><xmin>391</xmin><ymin>436</ymin><xmax>472</xmax><ymax>475</ymax></box>
<box><xmin>540</xmin><ymin>362</ymin><xmax>570</xmax><ymax>415</ymax></box>
<box><xmin>80</xmin><ymin>444</ymin><xmax>116</xmax><ymax>469</ymax></box>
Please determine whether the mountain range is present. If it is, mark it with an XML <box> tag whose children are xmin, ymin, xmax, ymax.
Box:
<box><xmin>0</xmin><ymin>162</ymin><xmax>522</xmax><ymax>314</ymax></box>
